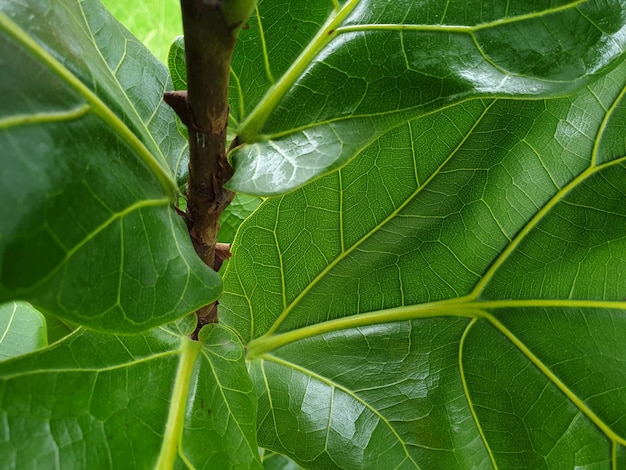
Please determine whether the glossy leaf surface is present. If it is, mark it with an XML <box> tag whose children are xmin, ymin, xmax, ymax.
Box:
<box><xmin>168</xmin><ymin>35</ymin><xmax>187</xmax><ymax>93</ymax></box>
<box><xmin>218</xmin><ymin>193</ymin><xmax>264</xmax><ymax>244</ymax></box>
<box><xmin>0</xmin><ymin>317</ymin><xmax>261</xmax><ymax>469</ymax></box>
<box><xmin>222</xmin><ymin>35</ymin><xmax>626</xmax><ymax>470</ymax></box>
<box><xmin>227</xmin><ymin>0</ymin><xmax>626</xmax><ymax>195</ymax></box>
<box><xmin>0</xmin><ymin>0</ymin><xmax>220</xmax><ymax>332</ymax></box>
<box><xmin>262</xmin><ymin>450</ymin><xmax>302</xmax><ymax>470</ymax></box>
<box><xmin>0</xmin><ymin>301</ymin><xmax>46</xmax><ymax>360</ymax></box>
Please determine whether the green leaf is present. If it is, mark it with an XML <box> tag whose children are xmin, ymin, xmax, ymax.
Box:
<box><xmin>226</xmin><ymin>0</ymin><xmax>626</xmax><ymax>195</ymax></box>
<box><xmin>221</xmin><ymin>45</ymin><xmax>626</xmax><ymax>469</ymax></box>
<box><xmin>166</xmin><ymin>35</ymin><xmax>191</xmax><ymax>178</ymax></box>
<box><xmin>0</xmin><ymin>317</ymin><xmax>262</xmax><ymax>469</ymax></box>
<box><xmin>0</xmin><ymin>301</ymin><xmax>46</xmax><ymax>360</ymax></box>
<box><xmin>262</xmin><ymin>450</ymin><xmax>302</xmax><ymax>470</ymax></box>
<box><xmin>184</xmin><ymin>324</ymin><xmax>263</xmax><ymax>469</ymax></box>
<box><xmin>167</xmin><ymin>35</ymin><xmax>187</xmax><ymax>93</ymax></box>
<box><xmin>0</xmin><ymin>0</ymin><xmax>219</xmax><ymax>332</ymax></box>
<box><xmin>218</xmin><ymin>193</ymin><xmax>264</xmax><ymax>244</ymax></box>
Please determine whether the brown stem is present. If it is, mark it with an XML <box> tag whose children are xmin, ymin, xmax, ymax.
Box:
<box><xmin>176</xmin><ymin>0</ymin><xmax>238</xmax><ymax>328</ymax></box>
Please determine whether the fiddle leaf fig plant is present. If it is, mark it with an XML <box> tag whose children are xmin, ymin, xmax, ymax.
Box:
<box><xmin>1</xmin><ymin>0</ymin><xmax>626</xmax><ymax>468</ymax></box>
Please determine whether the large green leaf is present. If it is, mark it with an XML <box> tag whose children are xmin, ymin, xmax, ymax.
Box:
<box><xmin>0</xmin><ymin>0</ymin><xmax>219</xmax><ymax>332</ymax></box>
<box><xmin>222</xmin><ymin>33</ymin><xmax>626</xmax><ymax>470</ymax></box>
<box><xmin>226</xmin><ymin>0</ymin><xmax>626</xmax><ymax>195</ymax></box>
<box><xmin>0</xmin><ymin>316</ymin><xmax>262</xmax><ymax>469</ymax></box>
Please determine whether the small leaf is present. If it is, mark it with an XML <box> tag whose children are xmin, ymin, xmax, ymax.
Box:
<box><xmin>262</xmin><ymin>450</ymin><xmax>302</xmax><ymax>470</ymax></box>
<box><xmin>0</xmin><ymin>301</ymin><xmax>46</xmax><ymax>360</ymax></box>
<box><xmin>0</xmin><ymin>318</ymin><xmax>261</xmax><ymax>468</ymax></box>
<box><xmin>0</xmin><ymin>0</ymin><xmax>220</xmax><ymax>332</ymax></box>
<box><xmin>184</xmin><ymin>324</ymin><xmax>263</xmax><ymax>469</ymax></box>
<box><xmin>218</xmin><ymin>193</ymin><xmax>264</xmax><ymax>244</ymax></box>
<box><xmin>227</xmin><ymin>0</ymin><xmax>626</xmax><ymax>195</ymax></box>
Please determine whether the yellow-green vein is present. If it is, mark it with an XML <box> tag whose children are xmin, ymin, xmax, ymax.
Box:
<box><xmin>470</xmin><ymin>155</ymin><xmax>626</xmax><ymax>298</ymax></box>
<box><xmin>77</xmin><ymin>1</ymin><xmax>172</xmax><ymax>174</ymax></box>
<box><xmin>156</xmin><ymin>339</ymin><xmax>201</xmax><ymax>470</ymax></box>
<box><xmin>591</xmin><ymin>79</ymin><xmax>626</xmax><ymax>167</ymax></box>
<box><xmin>458</xmin><ymin>317</ymin><xmax>497</xmax><ymax>468</ymax></box>
<box><xmin>259</xmin><ymin>360</ymin><xmax>285</xmax><ymax>450</ymax></box>
<box><xmin>17</xmin><ymin>198</ymin><xmax>170</xmax><ymax>296</ymax></box>
<box><xmin>260</xmin><ymin>353</ymin><xmax>421</xmax><ymax>469</ymax></box>
<box><xmin>255</xmin><ymin>4</ymin><xmax>274</xmax><ymax>85</ymax></box>
<box><xmin>247</xmin><ymin>299</ymin><xmax>476</xmax><ymax>357</ymax></box>
<box><xmin>230</xmin><ymin>67</ymin><xmax>246</xmax><ymax>120</ymax></box>
<box><xmin>252</xmin><ymin>93</ymin><xmax>493</xmax><ymax>141</ymax></box>
<box><xmin>260</xmin><ymin>101</ymin><xmax>494</xmax><ymax>337</ymax></box>
<box><xmin>0</xmin><ymin>105</ymin><xmax>91</xmax><ymax>131</ymax></box>
<box><xmin>237</xmin><ymin>0</ymin><xmax>362</xmax><ymax>140</ymax></box>
<box><xmin>0</xmin><ymin>12</ymin><xmax>177</xmax><ymax>199</ymax></box>
<box><xmin>0</xmin><ymin>303</ymin><xmax>17</xmax><ymax>346</ymax></box>
<box><xmin>248</xmin><ymin>298</ymin><xmax>626</xmax><ymax>356</ymax></box>
<box><xmin>0</xmin><ymin>349</ymin><xmax>179</xmax><ymax>381</ymax></box>
<box><xmin>275</xmin><ymin>198</ymin><xmax>288</xmax><ymax>312</ymax></box>
<box><xmin>484</xmin><ymin>311</ymin><xmax>626</xmax><ymax>446</ymax></box>
<box><xmin>167</xmin><ymin>208</ymin><xmax>201</xmax><ymax>316</ymax></box>
<box><xmin>200</xmin><ymin>348</ymin><xmax>259</xmax><ymax>459</ymax></box>
<box><xmin>334</xmin><ymin>1</ymin><xmax>587</xmax><ymax>35</ymax></box>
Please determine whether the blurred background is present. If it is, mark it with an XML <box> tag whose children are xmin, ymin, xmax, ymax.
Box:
<box><xmin>101</xmin><ymin>0</ymin><xmax>182</xmax><ymax>62</ymax></box>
